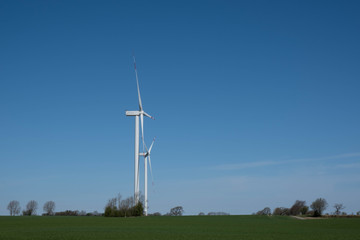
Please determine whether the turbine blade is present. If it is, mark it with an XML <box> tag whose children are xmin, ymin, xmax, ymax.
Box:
<box><xmin>149</xmin><ymin>137</ymin><xmax>156</xmax><ymax>153</ymax></box>
<box><xmin>143</xmin><ymin>112</ymin><xmax>155</xmax><ymax>120</ymax></box>
<box><xmin>133</xmin><ymin>55</ymin><xmax>143</xmax><ymax>111</ymax></box>
<box><xmin>140</xmin><ymin>113</ymin><xmax>148</xmax><ymax>152</ymax></box>
<box><xmin>148</xmin><ymin>155</ymin><xmax>154</xmax><ymax>185</ymax></box>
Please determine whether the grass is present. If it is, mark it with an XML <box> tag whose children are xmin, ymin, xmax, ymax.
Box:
<box><xmin>0</xmin><ymin>215</ymin><xmax>360</xmax><ymax>240</ymax></box>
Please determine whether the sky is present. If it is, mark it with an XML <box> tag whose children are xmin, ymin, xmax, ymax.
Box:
<box><xmin>1</xmin><ymin>0</ymin><xmax>360</xmax><ymax>216</ymax></box>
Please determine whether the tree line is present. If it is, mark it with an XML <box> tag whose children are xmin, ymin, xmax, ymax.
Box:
<box><xmin>4</xmin><ymin>196</ymin><xmax>184</xmax><ymax>217</ymax></box>
<box><xmin>7</xmin><ymin>196</ymin><xmax>356</xmax><ymax>217</ymax></box>
<box><xmin>7</xmin><ymin>200</ymin><xmax>55</xmax><ymax>216</ymax></box>
<box><xmin>256</xmin><ymin>197</ymin><xmax>360</xmax><ymax>217</ymax></box>
<box><xmin>5</xmin><ymin>200</ymin><xmax>102</xmax><ymax>216</ymax></box>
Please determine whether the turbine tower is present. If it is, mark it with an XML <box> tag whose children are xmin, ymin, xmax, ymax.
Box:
<box><xmin>125</xmin><ymin>56</ymin><xmax>154</xmax><ymax>214</ymax></box>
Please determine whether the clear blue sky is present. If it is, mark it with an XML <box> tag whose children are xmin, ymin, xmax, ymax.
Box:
<box><xmin>1</xmin><ymin>0</ymin><xmax>360</xmax><ymax>215</ymax></box>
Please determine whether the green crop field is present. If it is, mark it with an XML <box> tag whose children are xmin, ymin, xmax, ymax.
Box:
<box><xmin>0</xmin><ymin>215</ymin><xmax>359</xmax><ymax>240</ymax></box>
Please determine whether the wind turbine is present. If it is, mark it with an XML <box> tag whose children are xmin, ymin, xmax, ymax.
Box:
<box><xmin>125</xmin><ymin>56</ymin><xmax>155</xmax><ymax>214</ymax></box>
<box><xmin>141</xmin><ymin>137</ymin><xmax>155</xmax><ymax>215</ymax></box>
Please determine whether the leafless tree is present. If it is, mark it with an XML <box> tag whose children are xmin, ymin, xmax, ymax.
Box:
<box><xmin>106</xmin><ymin>198</ymin><xmax>117</xmax><ymax>209</ymax></box>
<box><xmin>43</xmin><ymin>201</ymin><xmax>56</xmax><ymax>215</ymax></box>
<box><xmin>310</xmin><ymin>198</ymin><xmax>328</xmax><ymax>217</ymax></box>
<box><xmin>334</xmin><ymin>203</ymin><xmax>345</xmax><ymax>215</ymax></box>
<box><xmin>24</xmin><ymin>200</ymin><xmax>38</xmax><ymax>216</ymax></box>
<box><xmin>117</xmin><ymin>194</ymin><xmax>122</xmax><ymax>209</ymax></box>
<box><xmin>122</xmin><ymin>196</ymin><xmax>135</xmax><ymax>209</ymax></box>
<box><xmin>129</xmin><ymin>196</ymin><xmax>135</xmax><ymax>207</ymax></box>
<box><xmin>120</xmin><ymin>198</ymin><xmax>130</xmax><ymax>210</ymax></box>
<box><xmin>7</xmin><ymin>200</ymin><xmax>21</xmax><ymax>216</ymax></box>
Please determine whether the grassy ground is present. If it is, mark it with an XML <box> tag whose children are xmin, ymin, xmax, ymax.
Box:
<box><xmin>0</xmin><ymin>215</ymin><xmax>359</xmax><ymax>240</ymax></box>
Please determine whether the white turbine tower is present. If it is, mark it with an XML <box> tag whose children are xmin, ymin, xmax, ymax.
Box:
<box><xmin>125</xmin><ymin>56</ymin><xmax>155</xmax><ymax>214</ymax></box>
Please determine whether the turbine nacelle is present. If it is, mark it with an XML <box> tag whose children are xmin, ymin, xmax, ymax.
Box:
<box><xmin>126</xmin><ymin>110</ymin><xmax>140</xmax><ymax>116</ymax></box>
<box><xmin>139</xmin><ymin>137</ymin><xmax>155</xmax><ymax>158</ymax></box>
<box><xmin>126</xmin><ymin>110</ymin><xmax>154</xmax><ymax>120</ymax></box>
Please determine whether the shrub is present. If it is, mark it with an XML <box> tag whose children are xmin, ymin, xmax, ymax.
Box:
<box><xmin>55</xmin><ymin>210</ymin><xmax>79</xmax><ymax>216</ymax></box>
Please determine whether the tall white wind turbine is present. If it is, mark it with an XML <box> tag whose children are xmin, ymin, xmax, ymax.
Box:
<box><xmin>125</xmin><ymin>56</ymin><xmax>154</xmax><ymax>208</ymax></box>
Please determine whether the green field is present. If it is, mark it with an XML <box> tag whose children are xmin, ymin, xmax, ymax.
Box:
<box><xmin>0</xmin><ymin>215</ymin><xmax>359</xmax><ymax>240</ymax></box>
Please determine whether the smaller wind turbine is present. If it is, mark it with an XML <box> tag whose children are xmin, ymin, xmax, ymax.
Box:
<box><xmin>140</xmin><ymin>137</ymin><xmax>155</xmax><ymax>216</ymax></box>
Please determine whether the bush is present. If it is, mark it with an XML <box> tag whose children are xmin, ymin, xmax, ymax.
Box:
<box><xmin>22</xmin><ymin>210</ymin><xmax>32</xmax><ymax>216</ymax></box>
<box><xmin>55</xmin><ymin>210</ymin><xmax>79</xmax><ymax>216</ymax></box>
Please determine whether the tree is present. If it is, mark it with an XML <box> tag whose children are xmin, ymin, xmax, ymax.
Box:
<box><xmin>310</xmin><ymin>198</ymin><xmax>328</xmax><ymax>217</ymax></box>
<box><xmin>198</xmin><ymin>212</ymin><xmax>205</xmax><ymax>216</ymax></box>
<box><xmin>333</xmin><ymin>203</ymin><xmax>345</xmax><ymax>216</ymax></box>
<box><xmin>106</xmin><ymin>198</ymin><xmax>117</xmax><ymax>209</ymax></box>
<box><xmin>256</xmin><ymin>207</ymin><xmax>271</xmax><ymax>215</ymax></box>
<box><xmin>7</xmin><ymin>200</ymin><xmax>21</xmax><ymax>216</ymax></box>
<box><xmin>273</xmin><ymin>207</ymin><xmax>290</xmax><ymax>216</ymax></box>
<box><xmin>273</xmin><ymin>208</ymin><xmax>282</xmax><ymax>216</ymax></box>
<box><xmin>43</xmin><ymin>201</ymin><xmax>56</xmax><ymax>216</ymax></box>
<box><xmin>300</xmin><ymin>206</ymin><xmax>309</xmax><ymax>215</ymax></box>
<box><xmin>290</xmin><ymin>200</ymin><xmax>306</xmax><ymax>216</ymax></box>
<box><xmin>23</xmin><ymin>200</ymin><xmax>38</xmax><ymax>216</ymax></box>
<box><xmin>132</xmin><ymin>202</ymin><xmax>144</xmax><ymax>217</ymax></box>
<box><xmin>170</xmin><ymin>206</ymin><xmax>184</xmax><ymax>216</ymax></box>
